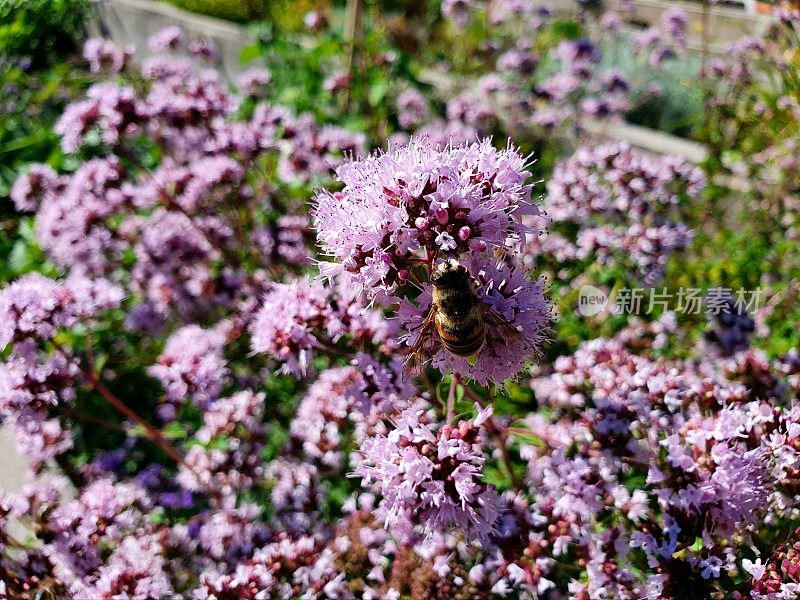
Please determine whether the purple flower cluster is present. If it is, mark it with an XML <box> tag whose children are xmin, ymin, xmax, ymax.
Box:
<box><xmin>662</xmin><ymin>7</ymin><xmax>689</xmax><ymax>46</ymax></box>
<box><xmin>236</xmin><ymin>66</ymin><xmax>271</xmax><ymax>97</ymax></box>
<box><xmin>314</xmin><ymin>137</ymin><xmax>549</xmax><ymax>383</ymax></box>
<box><xmin>0</xmin><ymin>274</ymin><xmax>121</xmax><ymax>468</ymax></box>
<box><xmin>148</xmin><ymin>323</ymin><xmax>230</xmax><ymax>414</ymax></box>
<box><xmin>290</xmin><ymin>366</ymin><xmax>364</xmax><ymax>469</ymax></box>
<box><xmin>442</xmin><ymin>0</ymin><xmax>473</xmax><ymax>28</ymax></box>
<box><xmin>193</xmin><ymin>533</ymin><xmax>347</xmax><ymax>599</ymax></box>
<box><xmin>0</xmin><ymin>274</ymin><xmax>77</xmax><ymax>347</ymax></box>
<box><xmin>250</xmin><ymin>278</ymin><xmax>396</xmax><ymax>376</ymax></box>
<box><xmin>535</xmin><ymin>38</ymin><xmax>631</xmax><ymax>125</ymax></box>
<box><xmin>79</xmin><ymin>536</ymin><xmax>173</xmax><ymax>599</ymax></box>
<box><xmin>413</xmin><ymin>21</ymin><xmax>631</xmax><ymax>146</ymax></box>
<box><xmin>22</xmin><ymin>34</ymin><xmax>368</xmax><ymax>334</ymax></box>
<box><xmin>396</xmin><ymin>88</ymin><xmax>430</xmax><ymax>130</ymax></box>
<box><xmin>289</xmin><ymin>356</ymin><xmax>418</xmax><ymax>470</ymax></box>
<box><xmin>83</xmin><ymin>37</ymin><xmax>133</xmax><ymax>74</ymax></box>
<box><xmin>10</xmin><ymin>163</ymin><xmax>62</xmax><ymax>213</ymax></box>
<box><xmin>527</xmin><ymin>141</ymin><xmax>704</xmax><ymax>283</ymax></box>
<box><xmin>55</xmin><ymin>83</ymin><xmax>146</xmax><ymax>153</ymax></box>
<box><xmin>276</xmin><ymin>115</ymin><xmax>365</xmax><ymax>185</ymax></box>
<box><xmin>355</xmin><ymin>404</ymin><xmax>502</xmax><ymax>543</ymax></box>
<box><xmin>34</xmin><ymin>156</ymin><xmax>130</xmax><ymax>275</ymax></box>
<box><xmin>179</xmin><ymin>390</ymin><xmax>267</xmax><ymax>498</ymax></box>
<box><xmin>314</xmin><ymin>138</ymin><xmax>538</xmax><ymax>299</ymax></box>
<box><xmin>148</xmin><ymin>26</ymin><xmax>183</xmax><ymax>52</ymax></box>
<box><xmin>304</xmin><ymin>10</ymin><xmax>328</xmax><ymax>33</ymax></box>
<box><xmin>747</xmin><ymin>526</ymin><xmax>800</xmax><ymax>599</ymax></box>
<box><xmin>522</xmin><ymin>332</ymin><xmax>800</xmax><ymax>596</ymax></box>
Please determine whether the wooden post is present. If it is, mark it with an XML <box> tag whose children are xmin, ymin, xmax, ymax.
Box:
<box><xmin>700</xmin><ymin>0</ymin><xmax>711</xmax><ymax>139</ymax></box>
<box><xmin>343</xmin><ymin>0</ymin><xmax>363</xmax><ymax>108</ymax></box>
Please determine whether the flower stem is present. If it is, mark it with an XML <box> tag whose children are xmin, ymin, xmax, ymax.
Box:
<box><xmin>85</xmin><ymin>372</ymin><xmax>191</xmax><ymax>472</ymax></box>
<box><xmin>54</xmin><ymin>338</ymin><xmax>211</xmax><ymax>494</ymax></box>
<box><xmin>447</xmin><ymin>374</ymin><xmax>458</xmax><ymax>423</ymax></box>
<box><xmin>458</xmin><ymin>380</ymin><xmax>524</xmax><ymax>492</ymax></box>
<box><xmin>317</xmin><ymin>337</ymin><xmax>353</xmax><ymax>361</ymax></box>
<box><xmin>54</xmin><ymin>405</ymin><xmax>130</xmax><ymax>434</ymax></box>
<box><xmin>343</xmin><ymin>0</ymin><xmax>363</xmax><ymax>109</ymax></box>
<box><xmin>495</xmin><ymin>428</ymin><xmax>524</xmax><ymax>492</ymax></box>
<box><xmin>459</xmin><ymin>381</ymin><xmax>487</xmax><ymax>407</ymax></box>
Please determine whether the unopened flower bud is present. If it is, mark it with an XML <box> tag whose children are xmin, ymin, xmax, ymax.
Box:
<box><xmin>434</xmin><ymin>207</ymin><xmax>449</xmax><ymax>224</ymax></box>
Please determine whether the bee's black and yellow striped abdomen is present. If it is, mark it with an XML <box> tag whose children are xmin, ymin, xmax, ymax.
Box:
<box><xmin>432</xmin><ymin>260</ymin><xmax>486</xmax><ymax>358</ymax></box>
<box><xmin>437</xmin><ymin>316</ymin><xmax>485</xmax><ymax>356</ymax></box>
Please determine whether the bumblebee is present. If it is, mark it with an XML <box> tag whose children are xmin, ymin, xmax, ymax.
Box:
<box><xmin>405</xmin><ymin>260</ymin><xmax>524</xmax><ymax>373</ymax></box>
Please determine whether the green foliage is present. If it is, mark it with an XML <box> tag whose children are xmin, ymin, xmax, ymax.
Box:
<box><xmin>538</xmin><ymin>17</ymin><xmax>584</xmax><ymax>47</ymax></box>
<box><xmin>267</xmin><ymin>0</ymin><xmax>330</xmax><ymax>31</ymax></box>
<box><xmin>691</xmin><ymin>20</ymin><xmax>800</xmax><ymax>358</ymax></box>
<box><xmin>0</xmin><ymin>0</ymin><xmax>93</xmax><ymax>290</ymax></box>
<box><xmin>242</xmin><ymin>9</ymin><xmax>420</xmax><ymax>147</ymax></box>
<box><xmin>0</xmin><ymin>62</ymin><xmax>85</xmax><ymax>196</ymax></box>
<box><xmin>600</xmin><ymin>34</ymin><xmax>705</xmax><ymax>139</ymax></box>
<box><xmin>0</xmin><ymin>60</ymin><xmax>90</xmax><ymax>289</ymax></box>
<box><xmin>164</xmin><ymin>0</ymin><xmax>264</xmax><ymax>22</ymax></box>
<box><xmin>0</xmin><ymin>0</ymin><xmax>88</xmax><ymax>66</ymax></box>
<box><xmin>166</xmin><ymin>0</ymin><xmax>323</xmax><ymax>23</ymax></box>
<box><xmin>0</xmin><ymin>0</ymin><xmax>91</xmax><ymax>286</ymax></box>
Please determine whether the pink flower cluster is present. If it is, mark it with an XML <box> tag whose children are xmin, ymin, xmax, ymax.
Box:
<box><xmin>314</xmin><ymin>137</ymin><xmax>550</xmax><ymax>383</ymax></box>
<box><xmin>527</xmin><ymin>141</ymin><xmax>704</xmax><ymax>283</ymax></box>
<box><xmin>0</xmin><ymin>274</ymin><xmax>122</xmax><ymax>468</ymax></box>
<box><xmin>179</xmin><ymin>390</ymin><xmax>267</xmax><ymax>497</ymax></box>
<box><xmin>16</xmin><ymin>34</ymin><xmax>365</xmax><ymax>336</ymax></box>
<box><xmin>147</xmin><ymin>324</ymin><xmax>230</xmax><ymax>413</ymax></box>
<box><xmin>354</xmin><ymin>404</ymin><xmax>502</xmax><ymax>543</ymax></box>
<box><xmin>250</xmin><ymin>278</ymin><xmax>398</xmax><ymax>376</ymax></box>
<box><xmin>523</xmin><ymin>333</ymin><xmax>800</xmax><ymax>597</ymax></box>
<box><xmin>314</xmin><ymin>137</ymin><xmax>538</xmax><ymax>298</ymax></box>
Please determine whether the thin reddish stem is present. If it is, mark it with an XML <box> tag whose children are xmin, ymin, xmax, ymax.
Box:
<box><xmin>426</xmin><ymin>250</ymin><xmax>436</xmax><ymax>277</ymax></box>
<box><xmin>86</xmin><ymin>373</ymin><xmax>190</xmax><ymax>470</ymax></box>
<box><xmin>53</xmin><ymin>338</ymin><xmax>211</xmax><ymax>494</ymax></box>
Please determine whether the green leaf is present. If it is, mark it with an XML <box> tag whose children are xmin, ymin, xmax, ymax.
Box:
<box><xmin>368</xmin><ymin>81</ymin><xmax>388</xmax><ymax>107</ymax></box>
<box><xmin>163</xmin><ymin>422</ymin><xmax>188</xmax><ymax>440</ymax></box>
<box><xmin>148</xmin><ymin>508</ymin><xmax>166</xmax><ymax>526</ymax></box>
<box><xmin>483</xmin><ymin>464</ymin><xmax>509</xmax><ymax>490</ymax></box>
<box><xmin>239</xmin><ymin>43</ymin><xmax>262</xmax><ymax>64</ymax></box>
<box><xmin>512</xmin><ymin>432</ymin><xmax>546</xmax><ymax>448</ymax></box>
<box><xmin>94</xmin><ymin>352</ymin><xmax>108</xmax><ymax>374</ymax></box>
<box><xmin>623</xmin><ymin>473</ymin><xmax>647</xmax><ymax>493</ymax></box>
<box><xmin>8</xmin><ymin>240</ymin><xmax>35</xmax><ymax>274</ymax></box>
<box><xmin>128</xmin><ymin>424</ymin><xmax>149</xmax><ymax>439</ymax></box>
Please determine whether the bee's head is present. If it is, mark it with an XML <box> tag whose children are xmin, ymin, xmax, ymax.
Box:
<box><xmin>431</xmin><ymin>259</ymin><xmax>470</xmax><ymax>289</ymax></box>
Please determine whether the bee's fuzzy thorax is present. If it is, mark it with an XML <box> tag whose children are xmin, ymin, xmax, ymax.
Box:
<box><xmin>431</xmin><ymin>260</ymin><xmax>470</xmax><ymax>289</ymax></box>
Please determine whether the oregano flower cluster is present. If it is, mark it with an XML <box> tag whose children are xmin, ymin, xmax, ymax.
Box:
<box><xmin>313</xmin><ymin>138</ymin><xmax>550</xmax><ymax>383</ymax></box>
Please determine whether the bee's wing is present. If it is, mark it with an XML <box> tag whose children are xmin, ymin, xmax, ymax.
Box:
<box><xmin>403</xmin><ymin>305</ymin><xmax>439</xmax><ymax>376</ymax></box>
<box><xmin>479</xmin><ymin>301</ymin><xmax>526</xmax><ymax>345</ymax></box>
